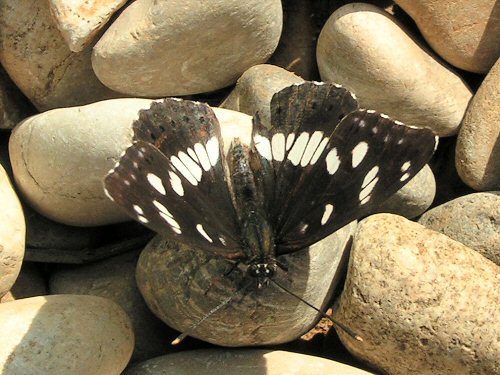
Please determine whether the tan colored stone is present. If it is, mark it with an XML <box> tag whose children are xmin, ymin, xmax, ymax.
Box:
<box><xmin>92</xmin><ymin>0</ymin><xmax>283</xmax><ymax>97</ymax></box>
<box><xmin>0</xmin><ymin>164</ymin><xmax>25</xmax><ymax>298</ymax></box>
<box><xmin>0</xmin><ymin>0</ymin><xmax>121</xmax><ymax>111</ymax></box>
<box><xmin>136</xmin><ymin>221</ymin><xmax>356</xmax><ymax>346</ymax></box>
<box><xmin>220</xmin><ymin>64</ymin><xmax>304</xmax><ymax>126</ymax></box>
<box><xmin>0</xmin><ymin>295</ymin><xmax>134</xmax><ymax>375</ymax></box>
<box><xmin>8</xmin><ymin>100</ymin><xmax>252</xmax><ymax>226</ymax></box>
<box><xmin>394</xmin><ymin>0</ymin><xmax>500</xmax><ymax>73</ymax></box>
<box><xmin>335</xmin><ymin>213</ymin><xmax>499</xmax><ymax>375</ymax></box>
<box><xmin>317</xmin><ymin>3</ymin><xmax>472</xmax><ymax>136</ymax></box>
<box><xmin>124</xmin><ymin>349</ymin><xmax>376</xmax><ymax>375</ymax></box>
<box><xmin>48</xmin><ymin>0</ymin><xmax>128</xmax><ymax>52</ymax></box>
<box><xmin>419</xmin><ymin>192</ymin><xmax>500</xmax><ymax>265</ymax></box>
<box><xmin>456</xmin><ymin>58</ymin><xmax>500</xmax><ymax>191</ymax></box>
<box><xmin>49</xmin><ymin>251</ymin><xmax>174</xmax><ymax>362</ymax></box>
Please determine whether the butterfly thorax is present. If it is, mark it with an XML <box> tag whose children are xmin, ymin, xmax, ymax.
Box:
<box><xmin>228</xmin><ymin>140</ymin><xmax>278</xmax><ymax>287</ymax></box>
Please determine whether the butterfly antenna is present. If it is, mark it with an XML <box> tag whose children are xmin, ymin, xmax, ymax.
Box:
<box><xmin>171</xmin><ymin>279</ymin><xmax>253</xmax><ymax>345</ymax></box>
<box><xmin>269</xmin><ymin>278</ymin><xmax>363</xmax><ymax>342</ymax></box>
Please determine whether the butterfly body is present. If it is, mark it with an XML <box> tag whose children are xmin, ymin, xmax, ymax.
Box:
<box><xmin>104</xmin><ymin>81</ymin><xmax>438</xmax><ymax>289</ymax></box>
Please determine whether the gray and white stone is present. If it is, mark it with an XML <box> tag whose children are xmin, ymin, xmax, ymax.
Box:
<box><xmin>317</xmin><ymin>3</ymin><xmax>472</xmax><ymax>137</ymax></box>
<box><xmin>334</xmin><ymin>213</ymin><xmax>499</xmax><ymax>375</ymax></box>
<box><xmin>92</xmin><ymin>0</ymin><xmax>283</xmax><ymax>97</ymax></box>
<box><xmin>456</xmin><ymin>58</ymin><xmax>500</xmax><ymax>191</ymax></box>
<box><xmin>0</xmin><ymin>164</ymin><xmax>25</xmax><ymax>298</ymax></box>
<box><xmin>136</xmin><ymin>221</ymin><xmax>356</xmax><ymax>346</ymax></box>
<box><xmin>124</xmin><ymin>349</ymin><xmax>376</xmax><ymax>375</ymax></box>
<box><xmin>419</xmin><ymin>192</ymin><xmax>500</xmax><ymax>265</ymax></box>
<box><xmin>0</xmin><ymin>295</ymin><xmax>134</xmax><ymax>375</ymax></box>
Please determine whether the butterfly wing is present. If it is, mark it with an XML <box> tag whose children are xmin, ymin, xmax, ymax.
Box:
<box><xmin>104</xmin><ymin>99</ymin><xmax>244</xmax><ymax>259</ymax></box>
<box><xmin>250</xmin><ymin>82</ymin><xmax>438</xmax><ymax>254</ymax></box>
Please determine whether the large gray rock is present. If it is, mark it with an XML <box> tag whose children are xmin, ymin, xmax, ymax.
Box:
<box><xmin>0</xmin><ymin>295</ymin><xmax>134</xmax><ymax>375</ymax></box>
<box><xmin>456</xmin><ymin>58</ymin><xmax>500</xmax><ymax>191</ymax></box>
<box><xmin>92</xmin><ymin>0</ymin><xmax>283</xmax><ymax>97</ymax></box>
<box><xmin>136</xmin><ymin>221</ymin><xmax>356</xmax><ymax>346</ymax></box>
<box><xmin>335</xmin><ymin>213</ymin><xmax>499</xmax><ymax>375</ymax></box>
<box><xmin>124</xmin><ymin>349</ymin><xmax>376</xmax><ymax>375</ymax></box>
<box><xmin>0</xmin><ymin>0</ymin><xmax>121</xmax><ymax>111</ymax></box>
<box><xmin>419</xmin><ymin>192</ymin><xmax>500</xmax><ymax>265</ymax></box>
<box><xmin>394</xmin><ymin>0</ymin><xmax>500</xmax><ymax>73</ymax></box>
<box><xmin>317</xmin><ymin>3</ymin><xmax>472</xmax><ymax>137</ymax></box>
<box><xmin>0</xmin><ymin>164</ymin><xmax>25</xmax><ymax>298</ymax></box>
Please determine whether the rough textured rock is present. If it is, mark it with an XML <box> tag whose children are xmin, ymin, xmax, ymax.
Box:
<box><xmin>335</xmin><ymin>213</ymin><xmax>499</xmax><ymax>375</ymax></box>
<box><xmin>0</xmin><ymin>0</ymin><xmax>121</xmax><ymax>111</ymax></box>
<box><xmin>49</xmin><ymin>251</ymin><xmax>174</xmax><ymax>362</ymax></box>
<box><xmin>419</xmin><ymin>192</ymin><xmax>500</xmax><ymax>265</ymax></box>
<box><xmin>220</xmin><ymin>64</ymin><xmax>304</xmax><ymax>126</ymax></box>
<box><xmin>374</xmin><ymin>164</ymin><xmax>435</xmax><ymax>219</ymax></box>
<box><xmin>136</xmin><ymin>221</ymin><xmax>356</xmax><ymax>346</ymax></box>
<box><xmin>9</xmin><ymin>98</ymin><xmax>155</xmax><ymax>226</ymax></box>
<box><xmin>0</xmin><ymin>164</ymin><xmax>25</xmax><ymax>298</ymax></box>
<box><xmin>124</xmin><ymin>349</ymin><xmax>376</xmax><ymax>375</ymax></box>
<box><xmin>48</xmin><ymin>0</ymin><xmax>128</xmax><ymax>52</ymax></box>
<box><xmin>456</xmin><ymin>58</ymin><xmax>500</xmax><ymax>191</ymax></box>
<box><xmin>0</xmin><ymin>65</ymin><xmax>36</xmax><ymax>130</ymax></box>
<box><xmin>92</xmin><ymin>0</ymin><xmax>283</xmax><ymax>96</ymax></box>
<box><xmin>0</xmin><ymin>295</ymin><xmax>134</xmax><ymax>375</ymax></box>
<box><xmin>317</xmin><ymin>3</ymin><xmax>472</xmax><ymax>136</ymax></box>
<box><xmin>394</xmin><ymin>0</ymin><xmax>500</xmax><ymax>73</ymax></box>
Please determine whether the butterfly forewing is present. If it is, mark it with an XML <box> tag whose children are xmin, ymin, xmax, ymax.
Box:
<box><xmin>276</xmin><ymin>110</ymin><xmax>438</xmax><ymax>253</ymax></box>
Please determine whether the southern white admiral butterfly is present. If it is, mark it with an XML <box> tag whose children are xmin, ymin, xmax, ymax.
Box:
<box><xmin>104</xmin><ymin>81</ymin><xmax>438</xmax><ymax>290</ymax></box>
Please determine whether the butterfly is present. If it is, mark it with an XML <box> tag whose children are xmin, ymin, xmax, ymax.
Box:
<box><xmin>104</xmin><ymin>81</ymin><xmax>438</xmax><ymax>288</ymax></box>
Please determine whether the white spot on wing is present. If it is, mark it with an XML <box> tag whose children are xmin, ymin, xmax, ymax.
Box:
<box><xmin>310</xmin><ymin>137</ymin><xmax>329</xmax><ymax>165</ymax></box>
<box><xmin>286</xmin><ymin>133</ymin><xmax>295</xmax><ymax>151</ymax></box>
<box><xmin>287</xmin><ymin>132</ymin><xmax>309</xmax><ymax>166</ymax></box>
<box><xmin>401</xmin><ymin>161</ymin><xmax>411</xmax><ymax>172</ymax></box>
<box><xmin>301</xmin><ymin>131</ymin><xmax>323</xmax><ymax>166</ymax></box>
<box><xmin>171</xmin><ymin>155</ymin><xmax>198</xmax><ymax>185</ymax></box>
<box><xmin>169</xmin><ymin>171</ymin><xmax>184</xmax><ymax>196</ymax></box>
<box><xmin>178</xmin><ymin>151</ymin><xmax>202</xmax><ymax>182</ymax></box>
<box><xmin>196</xmin><ymin>224</ymin><xmax>213</xmax><ymax>243</ymax></box>
<box><xmin>206</xmin><ymin>136</ymin><xmax>220</xmax><ymax>166</ymax></box>
<box><xmin>219</xmin><ymin>236</ymin><xmax>227</xmax><ymax>246</ymax></box>
<box><xmin>138</xmin><ymin>215</ymin><xmax>149</xmax><ymax>223</ymax></box>
<box><xmin>321</xmin><ymin>204</ymin><xmax>334</xmax><ymax>225</ymax></box>
<box><xmin>362</xmin><ymin>166</ymin><xmax>379</xmax><ymax>189</ymax></box>
<box><xmin>400</xmin><ymin>172</ymin><xmax>411</xmax><ymax>182</ymax></box>
<box><xmin>187</xmin><ymin>147</ymin><xmax>198</xmax><ymax>163</ymax></box>
<box><xmin>133</xmin><ymin>205</ymin><xmax>144</xmax><ymax>215</ymax></box>
<box><xmin>194</xmin><ymin>143</ymin><xmax>211</xmax><ymax>171</ymax></box>
<box><xmin>147</xmin><ymin>173</ymin><xmax>166</xmax><ymax>195</ymax></box>
<box><xmin>360</xmin><ymin>176</ymin><xmax>379</xmax><ymax>204</ymax></box>
<box><xmin>153</xmin><ymin>200</ymin><xmax>181</xmax><ymax>231</ymax></box>
<box><xmin>326</xmin><ymin>148</ymin><xmax>340</xmax><ymax>175</ymax></box>
<box><xmin>352</xmin><ymin>142</ymin><xmax>368</xmax><ymax>168</ymax></box>
<box><xmin>254</xmin><ymin>134</ymin><xmax>272</xmax><ymax>160</ymax></box>
<box><xmin>271</xmin><ymin>133</ymin><xmax>286</xmax><ymax>161</ymax></box>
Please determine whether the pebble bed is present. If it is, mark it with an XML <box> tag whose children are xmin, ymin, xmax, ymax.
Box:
<box><xmin>0</xmin><ymin>1</ymin><xmax>498</xmax><ymax>375</ymax></box>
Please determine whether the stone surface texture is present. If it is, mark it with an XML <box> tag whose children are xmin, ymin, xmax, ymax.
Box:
<box><xmin>394</xmin><ymin>0</ymin><xmax>500</xmax><ymax>73</ymax></box>
<box><xmin>221</xmin><ymin>64</ymin><xmax>304</xmax><ymax>126</ymax></box>
<box><xmin>49</xmin><ymin>251</ymin><xmax>174</xmax><ymax>362</ymax></box>
<box><xmin>136</xmin><ymin>221</ymin><xmax>356</xmax><ymax>346</ymax></box>
<box><xmin>0</xmin><ymin>0</ymin><xmax>121</xmax><ymax>111</ymax></box>
<box><xmin>0</xmin><ymin>65</ymin><xmax>35</xmax><ymax>130</ymax></box>
<box><xmin>0</xmin><ymin>295</ymin><xmax>134</xmax><ymax>375</ymax></box>
<box><xmin>0</xmin><ymin>164</ymin><xmax>25</xmax><ymax>298</ymax></box>
<box><xmin>92</xmin><ymin>0</ymin><xmax>283</xmax><ymax>96</ymax></box>
<box><xmin>317</xmin><ymin>3</ymin><xmax>472</xmax><ymax>137</ymax></box>
<box><xmin>124</xmin><ymin>349</ymin><xmax>376</xmax><ymax>375</ymax></box>
<box><xmin>418</xmin><ymin>192</ymin><xmax>500</xmax><ymax>265</ymax></box>
<box><xmin>48</xmin><ymin>0</ymin><xmax>128</xmax><ymax>52</ymax></box>
<box><xmin>456</xmin><ymin>57</ymin><xmax>500</xmax><ymax>191</ymax></box>
<box><xmin>335</xmin><ymin>213</ymin><xmax>499</xmax><ymax>375</ymax></box>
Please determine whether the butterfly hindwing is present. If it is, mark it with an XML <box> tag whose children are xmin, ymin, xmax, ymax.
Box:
<box><xmin>275</xmin><ymin>109</ymin><xmax>438</xmax><ymax>253</ymax></box>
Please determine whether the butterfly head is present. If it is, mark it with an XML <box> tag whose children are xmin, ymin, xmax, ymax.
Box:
<box><xmin>247</xmin><ymin>261</ymin><xmax>277</xmax><ymax>288</ymax></box>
